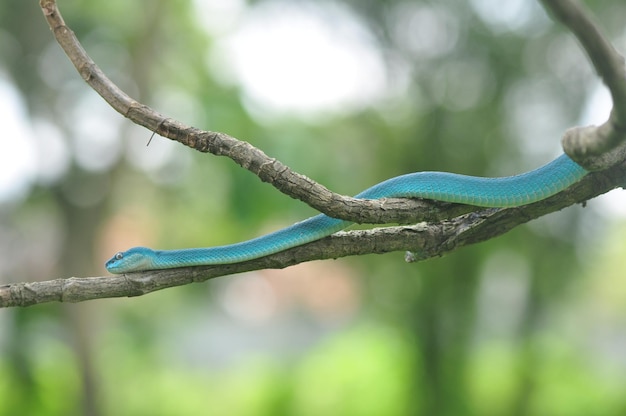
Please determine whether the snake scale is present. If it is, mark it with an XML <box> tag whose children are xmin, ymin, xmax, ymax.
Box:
<box><xmin>105</xmin><ymin>153</ymin><xmax>588</xmax><ymax>273</ymax></box>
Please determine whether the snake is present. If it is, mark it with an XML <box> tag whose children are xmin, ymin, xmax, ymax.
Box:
<box><xmin>105</xmin><ymin>153</ymin><xmax>588</xmax><ymax>273</ymax></box>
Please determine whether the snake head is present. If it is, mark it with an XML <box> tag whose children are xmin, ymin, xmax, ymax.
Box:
<box><xmin>105</xmin><ymin>247</ymin><xmax>156</xmax><ymax>274</ymax></box>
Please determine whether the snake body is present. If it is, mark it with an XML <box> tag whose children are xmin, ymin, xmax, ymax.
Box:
<box><xmin>105</xmin><ymin>154</ymin><xmax>588</xmax><ymax>273</ymax></box>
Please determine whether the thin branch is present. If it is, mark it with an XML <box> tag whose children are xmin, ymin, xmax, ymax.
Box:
<box><xmin>2</xmin><ymin>163</ymin><xmax>624</xmax><ymax>308</ymax></box>
<box><xmin>38</xmin><ymin>0</ymin><xmax>469</xmax><ymax>225</ymax></box>
<box><xmin>38</xmin><ymin>0</ymin><xmax>626</xmax><ymax>214</ymax></box>
<box><xmin>540</xmin><ymin>0</ymin><xmax>626</xmax><ymax>168</ymax></box>
<box><xmin>541</xmin><ymin>0</ymin><xmax>626</xmax><ymax>114</ymax></box>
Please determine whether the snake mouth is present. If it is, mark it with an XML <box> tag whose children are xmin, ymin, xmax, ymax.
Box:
<box><xmin>105</xmin><ymin>247</ymin><xmax>156</xmax><ymax>274</ymax></box>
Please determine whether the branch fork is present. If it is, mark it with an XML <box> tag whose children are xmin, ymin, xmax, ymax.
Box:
<box><xmin>2</xmin><ymin>0</ymin><xmax>624</xmax><ymax>307</ymax></box>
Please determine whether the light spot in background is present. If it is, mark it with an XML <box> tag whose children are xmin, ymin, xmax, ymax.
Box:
<box><xmin>220</xmin><ymin>273</ymin><xmax>278</xmax><ymax>325</ymax></box>
<box><xmin>71</xmin><ymin>92</ymin><xmax>123</xmax><ymax>172</ymax></box>
<box><xmin>192</xmin><ymin>0</ymin><xmax>245</xmax><ymax>36</ymax></box>
<box><xmin>263</xmin><ymin>262</ymin><xmax>361</xmax><ymax>325</ymax></box>
<box><xmin>579</xmin><ymin>83</ymin><xmax>626</xmax><ymax>218</ymax></box>
<box><xmin>546</xmin><ymin>34</ymin><xmax>594</xmax><ymax>84</ymax></box>
<box><xmin>217</xmin><ymin>261</ymin><xmax>361</xmax><ymax>326</ymax></box>
<box><xmin>0</xmin><ymin>74</ymin><xmax>36</xmax><ymax>203</ymax></box>
<box><xmin>389</xmin><ymin>3</ymin><xmax>459</xmax><ymax>59</ymax></box>
<box><xmin>431</xmin><ymin>58</ymin><xmax>494</xmax><ymax>111</ymax></box>
<box><xmin>470</xmin><ymin>0</ymin><xmax>527</xmax><ymax>29</ymax></box>
<box><xmin>37</xmin><ymin>41</ymin><xmax>76</xmax><ymax>89</ymax></box>
<box><xmin>503</xmin><ymin>78</ymin><xmax>569</xmax><ymax>163</ymax></box>
<box><xmin>32</xmin><ymin>119</ymin><xmax>70</xmax><ymax>185</ymax></box>
<box><xmin>209</xmin><ymin>1</ymin><xmax>387</xmax><ymax>120</ymax></box>
<box><xmin>477</xmin><ymin>250</ymin><xmax>530</xmax><ymax>337</ymax></box>
<box><xmin>579</xmin><ymin>82</ymin><xmax>612</xmax><ymax>126</ymax></box>
<box><xmin>469</xmin><ymin>0</ymin><xmax>550</xmax><ymax>34</ymax></box>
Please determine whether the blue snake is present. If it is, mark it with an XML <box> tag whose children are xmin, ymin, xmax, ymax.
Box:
<box><xmin>105</xmin><ymin>154</ymin><xmax>588</xmax><ymax>273</ymax></box>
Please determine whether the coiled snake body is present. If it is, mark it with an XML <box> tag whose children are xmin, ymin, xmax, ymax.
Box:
<box><xmin>105</xmin><ymin>154</ymin><xmax>587</xmax><ymax>273</ymax></box>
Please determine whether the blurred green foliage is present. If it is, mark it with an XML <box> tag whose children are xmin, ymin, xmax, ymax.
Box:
<box><xmin>1</xmin><ymin>0</ymin><xmax>626</xmax><ymax>415</ymax></box>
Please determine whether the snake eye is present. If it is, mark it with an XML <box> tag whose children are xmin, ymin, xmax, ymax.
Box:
<box><xmin>114</xmin><ymin>252</ymin><xmax>124</xmax><ymax>260</ymax></box>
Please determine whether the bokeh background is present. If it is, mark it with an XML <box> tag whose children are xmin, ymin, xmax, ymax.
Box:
<box><xmin>1</xmin><ymin>0</ymin><xmax>626</xmax><ymax>415</ymax></box>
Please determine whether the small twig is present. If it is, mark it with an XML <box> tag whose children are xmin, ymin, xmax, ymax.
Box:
<box><xmin>146</xmin><ymin>131</ymin><xmax>156</xmax><ymax>146</ymax></box>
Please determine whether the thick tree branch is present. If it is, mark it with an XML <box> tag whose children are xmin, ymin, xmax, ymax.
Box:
<box><xmin>9</xmin><ymin>0</ymin><xmax>621</xmax><ymax>308</ymax></box>
<box><xmin>2</xmin><ymin>162</ymin><xmax>625</xmax><ymax>308</ymax></box>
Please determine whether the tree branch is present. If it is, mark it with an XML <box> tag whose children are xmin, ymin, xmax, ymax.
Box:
<box><xmin>2</xmin><ymin>163</ymin><xmax>624</xmax><ymax>308</ymax></box>
<box><xmin>9</xmin><ymin>0</ymin><xmax>621</xmax><ymax>308</ymax></box>
<box><xmin>540</xmin><ymin>0</ymin><xmax>626</xmax><ymax>168</ymax></box>
<box><xmin>38</xmin><ymin>0</ymin><xmax>471</xmax><ymax>225</ymax></box>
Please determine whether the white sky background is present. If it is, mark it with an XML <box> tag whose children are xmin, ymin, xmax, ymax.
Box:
<box><xmin>0</xmin><ymin>0</ymin><xmax>625</xmax><ymax>215</ymax></box>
